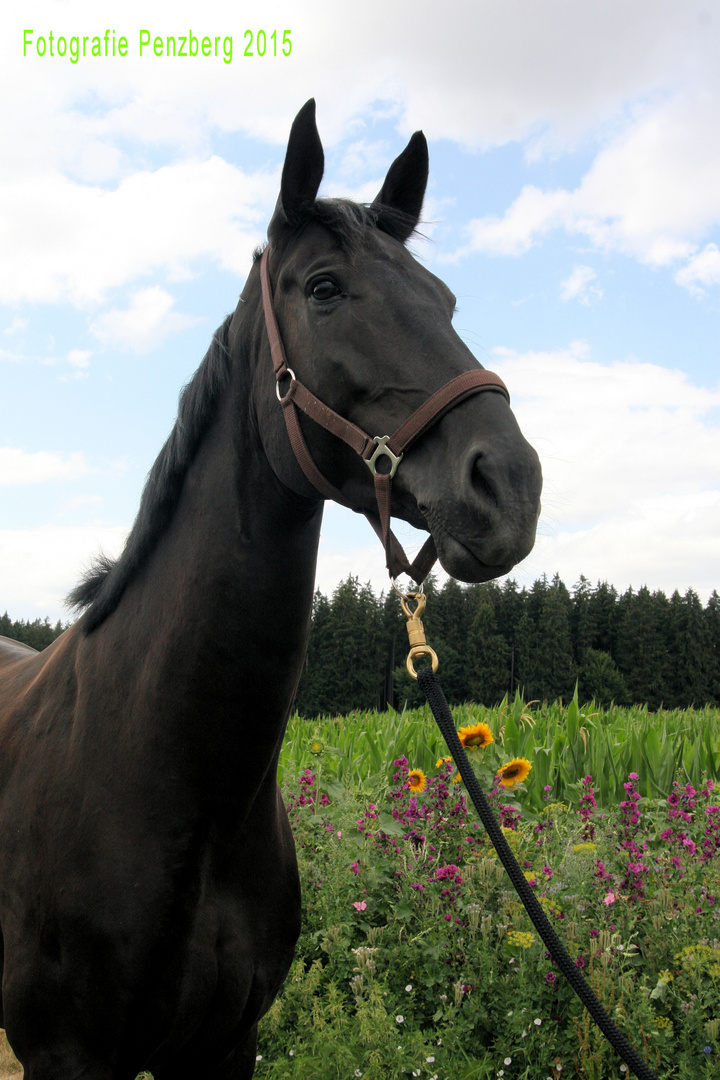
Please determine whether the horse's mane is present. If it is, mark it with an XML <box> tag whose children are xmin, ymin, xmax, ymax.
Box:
<box><xmin>68</xmin><ymin>317</ymin><xmax>233</xmax><ymax>632</ymax></box>
<box><xmin>69</xmin><ymin>198</ymin><xmax>417</xmax><ymax>633</ymax></box>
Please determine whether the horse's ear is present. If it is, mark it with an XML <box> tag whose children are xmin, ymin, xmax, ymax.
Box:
<box><xmin>372</xmin><ymin>131</ymin><xmax>428</xmax><ymax>242</ymax></box>
<box><xmin>268</xmin><ymin>99</ymin><xmax>324</xmax><ymax>241</ymax></box>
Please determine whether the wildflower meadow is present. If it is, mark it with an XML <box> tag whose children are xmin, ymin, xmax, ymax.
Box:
<box><xmin>0</xmin><ymin>697</ymin><xmax>717</xmax><ymax>1080</ymax></box>
<box><xmin>255</xmin><ymin>695</ymin><xmax>720</xmax><ymax>1080</ymax></box>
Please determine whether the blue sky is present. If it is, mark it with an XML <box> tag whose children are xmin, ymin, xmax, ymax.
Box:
<box><xmin>1</xmin><ymin>0</ymin><xmax>719</xmax><ymax>621</ymax></box>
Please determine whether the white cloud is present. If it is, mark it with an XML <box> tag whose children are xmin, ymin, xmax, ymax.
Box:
<box><xmin>675</xmin><ymin>243</ymin><xmax>720</xmax><ymax>296</ymax></box>
<box><xmin>0</xmin><ymin>158</ymin><xmax>275</xmax><ymax>305</ymax></box>
<box><xmin>68</xmin><ymin>349</ymin><xmax>91</xmax><ymax>369</ymax></box>
<box><xmin>0</xmin><ymin>1</ymin><xmax>718</xmax><ymax>303</ymax></box>
<box><xmin>0</xmin><ymin>525</ymin><xmax>128</xmax><ymax>620</ymax></box>
<box><xmin>58</xmin><ymin>494</ymin><xmax>105</xmax><ymax>516</ymax></box>
<box><xmin>459</xmin><ymin>186</ymin><xmax>571</xmax><ymax>257</ymax></box>
<box><xmin>3</xmin><ymin>317</ymin><xmax>27</xmax><ymax>335</ymax></box>
<box><xmin>89</xmin><ymin>287</ymin><xmax>200</xmax><ymax>352</ymax></box>
<box><xmin>488</xmin><ymin>344</ymin><xmax>720</xmax><ymax>601</ymax></box>
<box><xmin>454</xmin><ymin>89</ymin><xmax>720</xmax><ymax>273</ymax></box>
<box><xmin>0</xmin><ymin>447</ymin><xmax>91</xmax><ymax>485</ymax></box>
<box><xmin>3</xmin><ymin>0</ymin><xmax>709</xmax><ymax>164</ymax></box>
<box><xmin>560</xmin><ymin>265</ymin><xmax>603</xmax><ymax>304</ymax></box>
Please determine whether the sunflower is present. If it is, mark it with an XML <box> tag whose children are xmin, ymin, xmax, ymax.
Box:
<box><xmin>458</xmin><ymin>721</ymin><xmax>494</xmax><ymax>750</ymax></box>
<box><xmin>407</xmin><ymin>768</ymin><xmax>427</xmax><ymax>794</ymax></box>
<box><xmin>496</xmin><ymin>757</ymin><xmax>532</xmax><ymax>788</ymax></box>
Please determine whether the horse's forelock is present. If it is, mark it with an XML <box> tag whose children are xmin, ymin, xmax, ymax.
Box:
<box><xmin>256</xmin><ymin>198</ymin><xmax>420</xmax><ymax>258</ymax></box>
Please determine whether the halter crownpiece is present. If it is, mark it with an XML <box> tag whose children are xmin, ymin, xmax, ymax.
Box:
<box><xmin>259</xmin><ymin>246</ymin><xmax>510</xmax><ymax>584</ymax></box>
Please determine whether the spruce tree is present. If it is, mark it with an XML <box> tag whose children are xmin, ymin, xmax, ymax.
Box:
<box><xmin>533</xmin><ymin>574</ymin><xmax>577</xmax><ymax>702</ymax></box>
<box><xmin>615</xmin><ymin>586</ymin><xmax>670</xmax><ymax>708</ymax></box>
<box><xmin>579</xmin><ymin>648</ymin><xmax>628</xmax><ymax>705</ymax></box>
<box><xmin>571</xmin><ymin>575</ymin><xmax>596</xmax><ymax>666</ymax></box>
<box><xmin>513</xmin><ymin>605</ymin><xmax>539</xmax><ymax>700</ymax></box>
<box><xmin>705</xmin><ymin>591</ymin><xmax>720</xmax><ymax>705</ymax></box>
<box><xmin>466</xmin><ymin>595</ymin><xmax>510</xmax><ymax>704</ymax></box>
<box><xmin>587</xmin><ymin>581</ymin><xmax>619</xmax><ymax>657</ymax></box>
<box><xmin>665</xmin><ymin>589</ymin><xmax>712</xmax><ymax>707</ymax></box>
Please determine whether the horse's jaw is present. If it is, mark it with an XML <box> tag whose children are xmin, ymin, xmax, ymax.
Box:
<box><xmin>423</xmin><ymin>509</ymin><xmax>540</xmax><ymax>584</ymax></box>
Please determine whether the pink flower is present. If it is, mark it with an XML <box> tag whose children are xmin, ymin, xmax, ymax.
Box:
<box><xmin>603</xmin><ymin>891</ymin><xmax>616</xmax><ymax>905</ymax></box>
<box><xmin>353</xmin><ymin>901</ymin><xmax>367</xmax><ymax>911</ymax></box>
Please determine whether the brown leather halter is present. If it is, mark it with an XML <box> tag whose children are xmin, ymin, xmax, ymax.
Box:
<box><xmin>259</xmin><ymin>246</ymin><xmax>510</xmax><ymax>584</ymax></box>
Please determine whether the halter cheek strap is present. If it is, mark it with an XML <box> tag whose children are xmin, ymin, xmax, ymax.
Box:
<box><xmin>259</xmin><ymin>246</ymin><xmax>510</xmax><ymax>583</ymax></box>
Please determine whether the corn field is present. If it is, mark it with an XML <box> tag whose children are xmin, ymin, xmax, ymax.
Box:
<box><xmin>281</xmin><ymin>691</ymin><xmax>720</xmax><ymax>812</ymax></box>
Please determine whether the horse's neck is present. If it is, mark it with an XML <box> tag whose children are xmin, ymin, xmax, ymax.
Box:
<box><xmin>94</xmin><ymin>376</ymin><xmax>323</xmax><ymax>779</ymax></box>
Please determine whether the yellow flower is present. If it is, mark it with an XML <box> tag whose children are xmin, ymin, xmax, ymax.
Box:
<box><xmin>496</xmin><ymin>758</ymin><xmax>532</xmax><ymax>788</ymax></box>
<box><xmin>506</xmin><ymin>930</ymin><xmax>535</xmax><ymax>949</ymax></box>
<box><xmin>436</xmin><ymin>754</ymin><xmax>461</xmax><ymax>783</ymax></box>
<box><xmin>458</xmin><ymin>721</ymin><xmax>494</xmax><ymax>750</ymax></box>
<box><xmin>407</xmin><ymin>768</ymin><xmax>426</xmax><ymax>794</ymax></box>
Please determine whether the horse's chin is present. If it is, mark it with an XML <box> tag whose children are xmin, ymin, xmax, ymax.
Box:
<box><xmin>431</xmin><ymin>527</ymin><xmax>514</xmax><ymax>584</ymax></box>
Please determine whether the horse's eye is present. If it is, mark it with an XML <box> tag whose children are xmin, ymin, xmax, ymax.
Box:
<box><xmin>311</xmin><ymin>278</ymin><xmax>341</xmax><ymax>302</ymax></box>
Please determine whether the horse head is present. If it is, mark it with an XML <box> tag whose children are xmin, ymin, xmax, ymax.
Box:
<box><xmin>243</xmin><ymin>99</ymin><xmax>542</xmax><ymax>584</ymax></box>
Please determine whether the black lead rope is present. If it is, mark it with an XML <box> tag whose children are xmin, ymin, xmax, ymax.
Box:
<box><xmin>416</xmin><ymin>667</ymin><xmax>660</xmax><ymax>1080</ymax></box>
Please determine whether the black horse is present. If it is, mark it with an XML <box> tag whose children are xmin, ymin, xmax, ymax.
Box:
<box><xmin>0</xmin><ymin>101</ymin><xmax>542</xmax><ymax>1079</ymax></box>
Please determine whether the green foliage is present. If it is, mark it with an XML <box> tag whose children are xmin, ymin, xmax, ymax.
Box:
<box><xmin>0</xmin><ymin>611</ymin><xmax>66</xmax><ymax>651</ymax></box>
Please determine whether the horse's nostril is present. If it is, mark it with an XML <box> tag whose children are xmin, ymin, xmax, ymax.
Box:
<box><xmin>471</xmin><ymin>455</ymin><xmax>499</xmax><ymax>508</ymax></box>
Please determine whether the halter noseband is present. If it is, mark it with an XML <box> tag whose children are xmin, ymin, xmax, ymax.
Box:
<box><xmin>259</xmin><ymin>246</ymin><xmax>510</xmax><ymax>584</ymax></box>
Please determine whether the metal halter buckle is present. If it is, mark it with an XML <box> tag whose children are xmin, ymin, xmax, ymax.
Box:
<box><xmin>275</xmin><ymin>368</ymin><xmax>296</xmax><ymax>402</ymax></box>
<box><xmin>365</xmin><ymin>435</ymin><xmax>404</xmax><ymax>478</ymax></box>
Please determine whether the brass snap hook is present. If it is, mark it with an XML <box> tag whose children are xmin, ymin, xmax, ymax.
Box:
<box><xmin>400</xmin><ymin>591</ymin><xmax>439</xmax><ymax>680</ymax></box>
